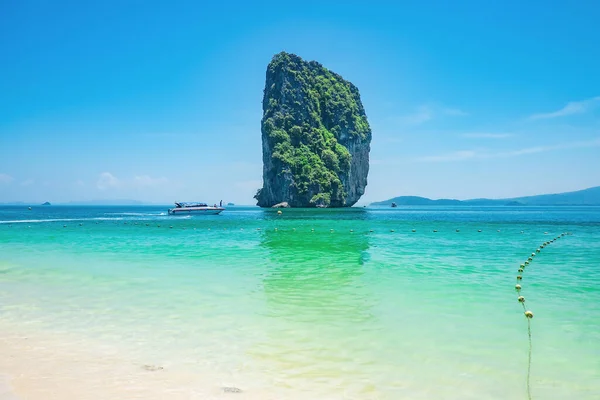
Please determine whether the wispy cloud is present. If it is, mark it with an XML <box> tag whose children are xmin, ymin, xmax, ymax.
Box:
<box><xmin>529</xmin><ymin>96</ymin><xmax>600</xmax><ymax>120</ymax></box>
<box><xmin>443</xmin><ymin>108</ymin><xmax>469</xmax><ymax>116</ymax></box>
<box><xmin>416</xmin><ymin>138</ymin><xmax>600</xmax><ymax>162</ymax></box>
<box><xmin>20</xmin><ymin>179</ymin><xmax>35</xmax><ymax>186</ymax></box>
<box><xmin>418</xmin><ymin>150</ymin><xmax>479</xmax><ymax>162</ymax></box>
<box><xmin>396</xmin><ymin>104</ymin><xmax>468</xmax><ymax>125</ymax></box>
<box><xmin>399</xmin><ymin>105</ymin><xmax>433</xmax><ymax>125</ymax></box>
<box><xmin>0</xmin><ymin>173</ymin><xmax>14</xmax><ymax>184</ymax></box>
<box><xmin>97</xmin><ymin>172</ymin><xmax>169</xmax><ymax>190</ymax></box>
<box><xmin>461</xmin><ymin>133</ymin><xmax>513</xmax><ymax>139</ymax></box>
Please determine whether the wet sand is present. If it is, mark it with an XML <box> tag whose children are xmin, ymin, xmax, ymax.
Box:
<box><xmin>0</xmin><ymin>329</ymin><xmax>257</xmax><ymax>400</ymax></box>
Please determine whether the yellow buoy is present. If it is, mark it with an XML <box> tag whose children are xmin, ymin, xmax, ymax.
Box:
<box><xmin>277</xmin><ymin>210</ymin><xmax>282</xmax><ymax>215</ymax></box>
<box><xmin>524</xmin><ymin>310</ymin><xmax>533</xmax><ymax>319</ymax></box>
<box><xmin>518</xmin><ymin>268</ymin><xmax>524</xmax><ymax>273</ymax></box>
<box><xmin>517</xmin><ymin>275</ymin><xmax>522</xmax><ymax>280</ymax></box>
<box><xmin>412</xmin><ymin>229</ymin><xmax>416</xmax><ymax>232</ymax></box>
<box><xmin>520</xmin><ymin>264</ymin><xmax>525</xmax><ymax>268</ymax></box>
<box><xmin>390</xmin><ymin>229</ymin><xmax>395</xmax><ymax>232</ymax></box>
<box><xmin>518</xmin><ymin>296</ymin><xmax>525</xmax><ymax>303</ymax></box>
<box><xmin>478</xmin><ymin>230</ymin><xmax>482</xmax><ymax>232</ymax></box>
<box><xmin>515</xmin><ymin>284</ymin><xmax>522</xmax><ymax>291</ymax></box>
<box><xmin>433</xmin><ymin>230</ymin><xmax>438</xmax><ymax>232</ymax></box>
<box><xmin>456</xmin><ymin>229</ymin><xmax>460</xmax><ymax>232</ymax></box>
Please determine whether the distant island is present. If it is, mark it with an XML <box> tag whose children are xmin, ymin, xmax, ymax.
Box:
<box><xmin>41</xmin><ymin>202</ymin><xmax>51</xmax><ymax>206</ymax></box>
<box><xmin>255</xmin><ymin>52</ymin><xmax>372</xmax><ymax>208</ymax></box>
<box><xmin>371</xmin><ymin>186</ymin><xmax>600</xmax><ymax>206</ymax></box>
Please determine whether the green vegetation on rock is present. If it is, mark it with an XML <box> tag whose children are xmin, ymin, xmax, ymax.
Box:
<box><xmin>256</xmin><ymin>52</ymin><xmax>371</xmax><ymax>207</ymax></box>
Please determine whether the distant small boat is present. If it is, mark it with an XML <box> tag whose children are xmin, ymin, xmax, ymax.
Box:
<box><xmin>391</xmin><ymin>202</ymin><xmax>397</xmax><ymax>208</ymax></box>
<box><xmin>168</xmin><ymin>202</ymin><xmax>224</xmax><ymax>215</ymax></box>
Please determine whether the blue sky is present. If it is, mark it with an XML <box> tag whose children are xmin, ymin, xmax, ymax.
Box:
<box><xmin>1</xmin><ymin>0</ymin><xmax>599</xmax><ymax>205</ymax></box>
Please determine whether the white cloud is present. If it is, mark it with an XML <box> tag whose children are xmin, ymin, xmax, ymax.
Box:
<box><xmin>529</xmin><ymin>96</ymin><xmax>600</xmax><ymax>120</ymax></box>
<box><xmin>461</xmin><ymin>133</ymin><xmax>513</xmax><ymax>139</ymax></box>
<box><xmin>96</xmin><ymin>172</ymin><xmax>120</xmax><ymax>190</ymax></box>
<box><xmin>416</xmin><ymin>138</ymin><xmax>600</xmax><ymax>162</ymax></box>
<box><xmin>0</xmin><ymin>173</ymin><xmax>14</xmax><ymax>184</ymax></box>
<box><xmin>20</xmin><ymin>179</ymin><xmax>35</xmax><ymax>186</ymax></box>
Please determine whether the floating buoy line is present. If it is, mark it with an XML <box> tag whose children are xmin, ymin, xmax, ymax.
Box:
<box><xmin>516</xmin><ymin>232</ymin><xmax>568</xmax><ymax>400</ymax></box>
<box><xmin>8</xmin><ymin>223</ymin><xmax>560</xmax><ymax>235</ymax></box>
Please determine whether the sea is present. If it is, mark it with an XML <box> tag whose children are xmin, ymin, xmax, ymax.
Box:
<box><xmin>0</xmin><ymin>205</ymin><xmax>599</xmax><ymax>399</ymax></box>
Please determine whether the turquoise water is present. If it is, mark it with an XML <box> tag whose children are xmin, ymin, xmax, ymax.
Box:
<box><xmin>1</xmin><ymin>205</ymin><xmax>599</xmax><ymax>399</ymax></box>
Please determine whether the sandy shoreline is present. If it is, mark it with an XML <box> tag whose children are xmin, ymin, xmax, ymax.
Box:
<box><xmin>0</xmin><ymin>374</ymin><xmax>18</xmax><ymax>400</ymax></box>
<box><xmin>0</xmin><ymin>329</ymin><xmax>261</xmax><ymax>400</ymax></box>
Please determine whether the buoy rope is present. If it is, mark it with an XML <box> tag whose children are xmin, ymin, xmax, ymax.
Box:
<box><xmin>516</xmin><ymin>232</ymin><xmax>567</xmax><ymax>400</ymax></box>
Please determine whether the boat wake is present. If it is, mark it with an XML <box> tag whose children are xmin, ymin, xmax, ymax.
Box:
<box><xmin>104</xmin><ymin>212</ymin><xmax>167</xmax><ymax>216</ymax></box>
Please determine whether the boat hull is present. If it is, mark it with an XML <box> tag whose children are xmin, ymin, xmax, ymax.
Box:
<box><xmin>168</xmin><ymin>207</ymin><xmax>224</xmax><ymax>215</ymax></box>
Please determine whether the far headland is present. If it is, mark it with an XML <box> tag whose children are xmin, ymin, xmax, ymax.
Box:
<box><xmin>370</xmin><ymin>186</ymin><xmax>600</xmax><ymax>207</ymax></box>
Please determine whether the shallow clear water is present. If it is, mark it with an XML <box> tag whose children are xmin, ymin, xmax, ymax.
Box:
<box><xmin>1</xmin><ymin>205</ymin><xmax>599</xmax><ymax>399</ymax></box>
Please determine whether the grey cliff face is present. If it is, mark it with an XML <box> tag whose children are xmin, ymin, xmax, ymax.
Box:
<box><xmin>255</xmin><ymin>52</ymin><xmax>371</xmax><ymax>208</ymax></box>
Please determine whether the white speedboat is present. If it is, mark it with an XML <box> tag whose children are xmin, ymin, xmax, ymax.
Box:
<box><xmin>168</xmin><ymin>202</ymin><xmax>224</xmax><ymax>215</ymax></box>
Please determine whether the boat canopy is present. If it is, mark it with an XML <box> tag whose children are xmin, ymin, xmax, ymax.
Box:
<box><xmin>174</xmin><ymin>202</ymin><xmax>208</xmax><ymax>208</ymax></box>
